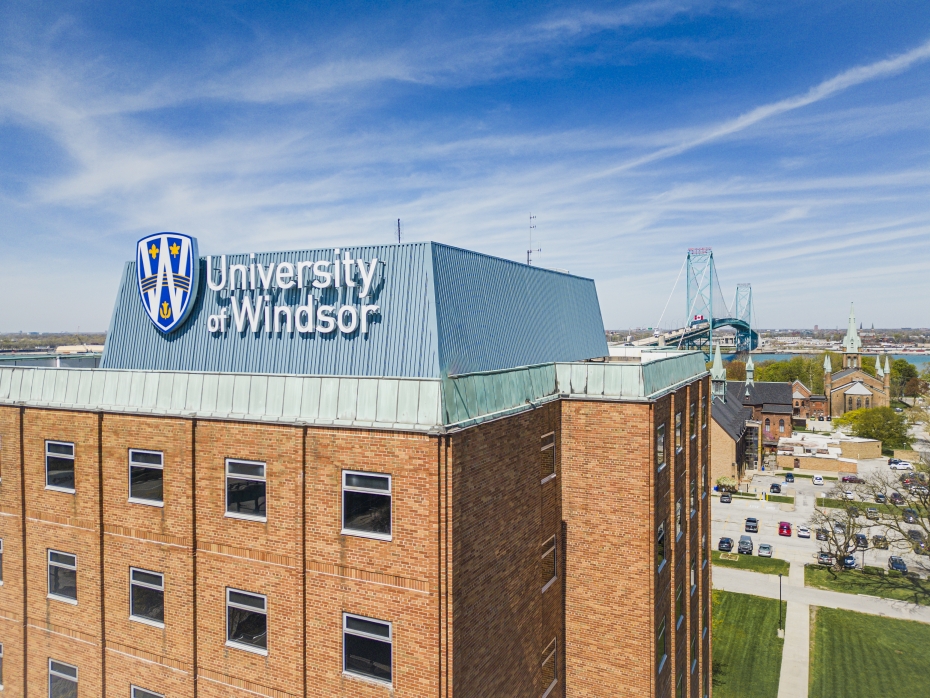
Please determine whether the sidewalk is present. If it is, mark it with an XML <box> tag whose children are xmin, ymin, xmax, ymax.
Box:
<box><xmin>713</xmin><ymin>564</ymin><xmax>930</xmax><ymax>623</ymax></box>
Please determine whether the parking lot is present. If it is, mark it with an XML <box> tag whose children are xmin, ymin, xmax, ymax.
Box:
<box><xmin>712</xmin><ymin>458</ymin><xmax>928</xmax><ymax>573</ymax></box>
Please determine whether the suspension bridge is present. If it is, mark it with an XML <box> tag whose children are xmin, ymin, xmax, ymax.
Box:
<box><xmin>633</xmin><ymin>248</ymin><xmax>758</xmax><ymax>358</ymax></box>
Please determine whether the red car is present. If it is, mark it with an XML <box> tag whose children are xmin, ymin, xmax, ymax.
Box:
<box><xmin>778</xmin><ymin>522</ymin><xmax>792</xmax><ymax>537</ymax></box>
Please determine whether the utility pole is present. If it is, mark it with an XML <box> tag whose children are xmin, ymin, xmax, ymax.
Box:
<box><xmin>527</xmin><ymin>213</ymin><xmax>540</xmax><ymax>265</ymax></box>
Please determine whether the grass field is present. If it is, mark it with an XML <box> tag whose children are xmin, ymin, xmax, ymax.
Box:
<box><xmin>712</xmin><ymin>550</ymin><xmax>790</xmax><ymax>576</ymax></box>
<box><xmin>815</xmin><ymin>498</ymin><xmax>927</xmax><ymax>516</ymax></box>
<box><xmin>766</xmin><ymin>494</ymin><xmax>795</xmax><ymax>504</ymax></box>
<box><xmin>711</xmin><ymin>591</ymin><xmax>785</xmax><ymax>698</ymax></box>
<box><xmin>805</xmin><ymin>565</ymin><xmax>930</xmax><ymax>605</ymax></box>
<box><xmin>810</xmin><ymin>607</ymin><xmax>930</xmax><ymax>698</ymax></box>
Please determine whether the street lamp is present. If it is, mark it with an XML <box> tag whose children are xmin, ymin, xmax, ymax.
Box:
<box><xmin>778</xmin><ymin>573</ymin><xmax>783</xmax><ymax>634</ymax></box>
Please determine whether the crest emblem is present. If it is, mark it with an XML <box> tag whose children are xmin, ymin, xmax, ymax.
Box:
<box><xmin>136</xmin><ymin>232</ymin><xmax>200</xmax><ymax>333</ymax></box>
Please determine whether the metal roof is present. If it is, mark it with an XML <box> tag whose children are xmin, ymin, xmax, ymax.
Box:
<box><xmin>101</xmin><ymin>242</ymin><xmax>607</xmax><ymax>378</ymax></box>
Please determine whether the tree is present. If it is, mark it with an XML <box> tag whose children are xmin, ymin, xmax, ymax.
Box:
<box><xmin>808</xmin><ymin>494</ymin><xmax>866</xmax><ymax>571</ymax></box>
<box><xmin>715</xmin><ymin>476</ymin><xmax>737</xmax><ymax>493</ymax></box>
<box><xmin>726</xmin><ymin>360</ymin><xmax>746</xmax><ymax>381</ymax></box>
<box><xmin>834</xmin><ymin>407</ymin><xmax>911</xmax><ymax>450</ymax></box>
<box><xmin>904</xmin><ymin>378</ymin><xmax>929</xmax><ymax>398</ymax></box>
<box><xmin>753</xmin><ymin>352</ymin><xmax>843</xmax><ymax>394</ymax></box>
<box><xmin>891</xmin><ymin>359</ymin><xmax>919</xmax><ymax>399</ymax></box>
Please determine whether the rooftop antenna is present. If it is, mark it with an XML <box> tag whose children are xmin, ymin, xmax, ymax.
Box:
<box><xmin>527</xmin><ymin>213</ymin><xmax>540</xmax><ymax>265</ymax></box>
<box><xmin>396</xmin><ymin>219</ymin><xmax>402</xmax><ymax>244</ymax></box>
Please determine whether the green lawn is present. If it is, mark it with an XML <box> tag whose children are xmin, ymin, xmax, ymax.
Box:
<box><xmin>810</xmin><ymin>607</ymin><xmax>930</xmax><ymax>698</ymax></box>
<box><xmin>815</xmin><ymin>498</ymin><xmax>926</xmax><ymax>516</ymax></box>
<box><xmin>712</xmin><ymin>550</ymin><xmax>790</xmax><ymax>576</ymax></box>
<box><xmin>711</xmin><ymin>590</ymin><xmax>785</xmax><ymax>698</ymax></box>
<box><xmin>805</xmin><ymin>565</ymin><xmax>930</xmax><ymax>606</ymax></box>
<box><xmin>789</xmin><ymin>472</ymin><xmax>838</xmax><ymax>480</ymax></box>
<box><xmin>767</xmin><ymin>494</ymin><xmax>795</xmax><ymax>504</ymax></box>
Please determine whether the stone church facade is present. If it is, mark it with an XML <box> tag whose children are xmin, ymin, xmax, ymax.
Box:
<box><xmin>825</xmin><ymin>305</ymin><xmax>890</xmax><ymax>417</ymax></box>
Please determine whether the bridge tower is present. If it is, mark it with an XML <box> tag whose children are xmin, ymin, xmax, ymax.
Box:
<box><xmin>733</xmin><ymin>283</ymin><xmax>753</xmax><ymax>352</ymax></box>
<box><xmin>685</xmin><ymin>248</ymin><xmax>716</xmax><ymax>358</ymax></box>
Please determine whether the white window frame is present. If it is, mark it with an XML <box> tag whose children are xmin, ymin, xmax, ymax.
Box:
<box><xmin>129</xmin><ymin>567</ymin><xmax>165</xmax><ymax>628</ymax></box>
<box><xmin>47</xmin><ymin>549</ymin><xmax>77</xmax><ymax>605</ymax></box>
<box><xmin>48</xmin><ymin>659</ymin><xmax>78</xmax><ymax>694</ymax></box>
<box><xmin>45</xmin><ymin>440</ymin><xmax>75</xmax><ymax>494</ymax></box>
<box><xmin>540</xmin><ymin>431</ymin><xmax>556</xmax><ymax>484</ymax></box>
<box><xmin>225</xmin><ymin>588</ymin><xmax>268</xmax><ymax>656</ymax></box>
<box><xmin>541</xmin><ymin>638</ymin><xmax>558</xmax><ymax>698</ymax></box>
<box><xmin>225</xmin><ymin>459</ymin><xmax>267</xmax><ymax>522</ymax></box>
<box><xmin>343</xmin><ymin>612</ymin><xmax>393</xmax><ymax>686</ymax></box>
<box><xmin>131</xmin><ymin>686</ymin><xmax>165</xmax><ymax>698</ymax></box>
<box><xmin>341</xmin><ymin>470</ymin><xmax>392</xmax><ymax>541</ymax></box>
<box><xmin>128</xmin><ymin>449</ymin><xmax>164</xmax><ymax>507</ymax></box>
<box><xmin>541</xmin><ymin>535</ymin><xmax>557</xmax><ymax>593</ymax></box>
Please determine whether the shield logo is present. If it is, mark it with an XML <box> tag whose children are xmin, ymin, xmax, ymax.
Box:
<box><xmin>136</xmin><ymin>232</ymin><xmax>200</xmax><ymax>333</ymax></box>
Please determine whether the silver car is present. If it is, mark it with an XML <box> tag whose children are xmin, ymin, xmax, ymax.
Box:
<box><xmin>758</xmin><ymin>543</ymin><xmax>773</xmax><ymax>558</ymax></box>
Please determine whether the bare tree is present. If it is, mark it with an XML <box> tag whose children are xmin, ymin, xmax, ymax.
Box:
<box><xmin>808</xmin><ymin>489</ymin><xmax>866</xmax><ymax>571</ymax></box>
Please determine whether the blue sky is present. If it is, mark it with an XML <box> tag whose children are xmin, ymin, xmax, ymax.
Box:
<box><xmin>1</xmin><ymin>1</ymin><xmax>929</xmax><ymax>332</ymax></box>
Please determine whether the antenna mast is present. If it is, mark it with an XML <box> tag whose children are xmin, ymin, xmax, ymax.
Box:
<box><xmin>397</xmin><ymin>219</ymin><xmax>402</xmax><ymax>244</ymax></box>
<box><xmin>527</xmin><ymin>213</ymin><xmax>540</xmax><ymax>265</ymax></box>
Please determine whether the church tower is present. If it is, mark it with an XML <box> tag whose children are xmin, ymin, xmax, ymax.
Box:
<box><xmin>745</xmin><ymin>355</ymin><xmax>755</xmax><ymax>386</ymax></box>
<box><xmin>711</xmin><ymin>344</ymin><xmax>727</xmax><ymax>402</ymax></box>
<box><xmin>884</xmin><ymin>355</ymin><xmax>891</xmax><ymax>394</ymax></box>
<box><xmin>824</xmin><ymin>353</ymin><xmax>832</xmax><ymax>397</ymax></box>
<box><xmin>842</xmin><ymin>303</ymin><xmax>862</xmax><ymax>369</ymax></box>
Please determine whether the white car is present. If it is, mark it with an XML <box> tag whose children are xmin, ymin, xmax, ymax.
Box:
<box><xmin>797</xmin><ymin>525</ymin><xmax>811</xmax><ymax>538</ymax></box>
<box><xmin>844</xmin><ymin>490</ymin><xmax>855</xmax><ymax>500</ymax></box>
<box><xmin>813</xmin><ymin>475</ymin><xmax>824</xmax><ymax>485</ymax></box>
<box><xmin>890</xmin><ymin>461</ymin><xmax>914</xmax><ymax>471</ymax></box>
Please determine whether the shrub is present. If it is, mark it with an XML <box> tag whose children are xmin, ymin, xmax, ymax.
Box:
<box><xmin>862</xmin><ymin>566</ymin><xmax>884</xmax><ymax>576</ymax></box>
<box><xmin>888</xmin><ymin>570</ymin><xmax>903</xmax><ymax>578</ymax></box>
<box><xmin>716</xmin><ymin>476</ymin><xmax>738</xmax><ymax>493</ymax></box>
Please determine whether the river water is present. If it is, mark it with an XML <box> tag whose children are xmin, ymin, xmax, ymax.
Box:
<box><xmin>731</xmin><ymin>352</ymin><xmax>930</xmax><ymax>368</ymax></box>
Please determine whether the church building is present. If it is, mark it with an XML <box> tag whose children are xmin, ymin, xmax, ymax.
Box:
<box><xmin>825</xmin><ymin>305</ymin><xmax>890</xmax><ymax>416</ymax></box>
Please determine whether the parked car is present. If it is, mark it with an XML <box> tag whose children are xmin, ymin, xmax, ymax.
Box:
<box><xmin>888</xmin><ymin>556</ymin><xmax>908</xmax><ymax>573</ymax></box>
<box><xmin>875</xmin><ymin>492</ymin><xmax>887</xmax><ymax>504</ymax></box>
<box><xmin>841</xmin><ymin>555</ymin><xmax>857</xmax><ymax>569</ymax></box>
<box><xmin>833</xmin><ymin>522</ymin><xmax>846</xmax><ymax>534</ymax></box>
<box><xmin>843</xmin><ymin>490</ymin><xmax>855</xmax><ymax>500</ymax></box>
<box><xmin>854</xmin><ymin>533</ymin><xmax>868</xmax><ymax>549</ymax></box>
<box><xmin>719</xmin><ymin>492</ymin><xmax>732</xmax><ymax>503</ymax></box>
<box><xmin>778</xmin><ymin>522</ymin><xmax>792</xmax><ymax>537</ymax></box>
<box><xmin>758</xmin><ymin>544</ymin><xmax>773</xmax><ymax>558</ymax></box>
<box><xmin>718</xmin><ymin>537</ymin><xmax>734</xmax><ymax>552</ymax></box>
<box><xmin>738</xmin><ymin>535</ymin><xmax>754</xmax><ymax>555</ymax></box>
<box><xmin>903</xmin><ymin>508</ymin><xmax>919</xmax><ymax>523</ymax></box>
<box><xmin>770</xmin><ymin>483</ymin><xmax>782</xmax><ymax>494</ymax></box>
<box><xmin>889</xmin><ymin>458</ymin><xmax>902</xmax><ymax>465</ymax></box>
<box><xmin>816</xmin><ymin>528</ymin><xmax>829</xmax><ymax>541</ymax></box>
<box><xmin>745</xmin><ymin>517</ymin><xmax>759</xmax><ymax>533</ymax></box>
<box><xmin>813</xmin><ymin>475</ymin><xmax>824</xmax><ymax>485</ymax></box>
<box><xmin>872</xmin><ymin>535</ymin><xmax>889</xmax><ymax>549</ymax></box>
<box><xmin>785</xmin><ymin>472</ymin><xmax>795</xmax><ymax>483</ymax></box>
<box><xmin>842</xmin><ymin>475</ymin><xmax>864</xmax><ymax>483</ymax></box>
<box><xmin>818</xmin><ymin>415</ymin><xmax>824</xmax><ymax>421</ymax></box>
<box><xmin>817</xmin><ymin>551</ymin><xmax>834</xmax><ymax>566</ymax></box>
<box><xmin>866</xmin><ymin>507</ymin><xmax>880</xmax><ymax>520</ymax></box>
<box><xmin>891</xmin><ymin>461</ymin><xmax>914</xmax><ymax>471</ymax></box>
<box><xmin>797</xmin><ymin>525</ymin><xmax>811</xmax><ymax>538</ymax></box>
<box><xmin>847</xmin><ymin>506</ymin><xmax>860</xmax><ymax>518</ymax></box>
<box><xmin>908</xmin><ymin>529</ymin><xmax>928</xmax><ymax>554</ymax></box>
<box><xmin>890</xmin><ymin>492</ymin><xmax>906</xmax><ymax>505</ymax></box>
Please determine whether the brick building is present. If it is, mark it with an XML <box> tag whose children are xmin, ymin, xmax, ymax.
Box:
<box><xmin>0</xmin><ymin>240</ymin><xmax>711</xmax><ymax>697</ymax></box>
<box><xmin>824</xmin><ymin>305</ymin><xmax>890</xmax><ymax>417</ymax></box>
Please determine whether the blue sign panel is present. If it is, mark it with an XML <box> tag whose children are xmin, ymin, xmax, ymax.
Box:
<box><xmin>135</xmin><ymin>232</ymin><xmax>199</xmax><ymax>333</ymax></box>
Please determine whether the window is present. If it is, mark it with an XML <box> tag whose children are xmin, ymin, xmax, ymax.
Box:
<box><xmin>656</xmin><ymin>616</ymin><xmax>667</xmax><ymax>673</ymax></box>
<box><xmin>691</xmin><ymin>632</ymin><xmax>697</xmax><ymax>673</ymax></box>
<box><xmin>702</xmin><ymin>534</ymin><xmax>707</xmax><ymax>568</ymax></box>
<box><xmin>847</xmin><ymin>396</ymin><xmax>853</xmax><ymax>411</ymax></box>
<box><xmin>540</xmin><ymin>536</ymin><xmax>556</xmax><ymax>592</ymax></box>
<box><xmin>0</xmin><ymin>539</ymin><xmax>4</xmax><ymax>585</ymax></box>
<box><xmin>49</xmin><ymin>659</ymin><xmax>78</xmax><ymax>698</ymax></box>
<box><xmin>690</xmin><ymin>481</ymin><xmax>696</xmax><ymax>514</ymax></box>
<box><xmin>865</xmin><ymin>398</ymin><xmax>870</xmax><ymax>409</ymax></box>
<box><xmin>226</xmin><ymin>588</ymin><xmax>267</xmax><ymax>654</ymax></box>
<box><xmin>689</xmin><ymin>402</ymin><xmax>696</xmax><ymax>439</ymax></box>
<box><xmin>541</xmin><ymin>638</ymin><xmax>558</xmax><ymax>697</ymax></box>
<box><xmin>45</xmin><ymin>441</ymin><xmax>75</xmax><ymax>492</ymax></box>
<box><xmin>129</xmin><ymin>450</ymin><xmax>164</xmax><ymax>505</ymax></box>
<box><xmin>656</xmin><ymin>424</ymin><xmax>666</xmax><ymax>471</ymax></box>
<box><xmin>702</xmin><ymin>602</ymin><xmax>708</xmax><ymax>637</ymax></box>
<box><xmin>690</xmin><ymin>557</ymin><xmax>696</xmax><ymax>594</ymax></box>
<box><xmin>540</xmin><ymin>432</ymin><xmax>555</xmax><ymax>482</ymax></box>
<box><xmin>130</xmin><ymin>568</ymin><xmax>164</xmax><ymax>627</ymax></box>
<box><xmin>675</xmin><ymin>412</ymin><xmax>682</xmax><ymax>452</ymax></box>
<box><xmin>677</xmin><ymin>671</ymin><xmax>684</xmax><ymax>698</ymax></box>
<box><xmin>764</xmin><ymin>418</ymin><xmax>770</xmax><ymax>433</ymax></box>
<box><xmin>676</xmin><ymin>582</ymin><xmax>684</xmax><ymax>628</ymax></box>
<box><xmin>0</xmin><ymin>643</ymin><xmax>3</xmax><ymax>689</ymax></box>
<box><xmin>779</xmin><ymin>419</ymin><xmax>785</xmax><ymax>433</ymax></box>
<box><xmin>225</xmin><ymin>459</ymin><xmax>266</xmax><ymax>521</ymax></box>
<box><xmin>856</xmin><ymin>398</ymin><xmax>862</xmax><ymax>410</ymax></box>
<box><xmin>344</xmin><ymin>613</ymin><xmax>392</xmax><ymax>684</ymax></box>
<box><xmin>342</xmin><ymin>471</ymin><xmax>391</xmax><ymax>540</ymax></box>
<box><xmin>132</xmin><ymin>687</ymin><xmax>164</xmax><ymax>698</ymax></box>
<box><xmin>701</xmin><ymin>396</ymin><xmax>706</xmax><ymax>429</ymax></box>
<box><xmin>675</xmin><ymin>500</ymin><xmax>683</xmax><ymax>538</ymax></box>
<box><xmin>657</xmin><ymin>522</ymin><xmax>666</xmax><ymax>571</ymax></box>
<box><xmin>47</xmin><ymin>550</ymin><xmax>76</xmax><ymax>603</ymax></box>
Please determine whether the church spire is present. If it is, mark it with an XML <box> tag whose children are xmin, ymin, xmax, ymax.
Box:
<box><xmin>876</xmin><ymin>355</ymin><xmax>885</xmax><ymax>378</ymax></box>
<box><xmin>745</xmin><ymin>354</ymin><xmax>755</xmax><ymax>386</ymax></box>
<box><xmin>842</xmin><ymin>303</ymin><xmax>862</xmax><ymax>354</ymax></box>
<box><xmin>824</xmin><ymin>353</ymin><xmax>832</xmax><ymax>373</ymax></box>
<box><xmin>884</xmin><ymin>355</ymin><xmax>890</xmax><ymax>375</ymax></box>
<box><xmin>711</xmin><ymin>344</ymin><xmax>727</xmax><ymax>402</ymax></box>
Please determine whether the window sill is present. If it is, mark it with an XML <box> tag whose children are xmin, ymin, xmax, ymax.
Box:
<box><xmin>226</xmin><ymin>640</ymin><xmax>268</xmax><ymax>656</ymax></box>
<box><xmin>47</xmin><ymin>594</ymin><xmax>77</xmax><ymax>605</ymax></box>
<box><xmin>541</xmin><ymin>576</ymin><xmax>557</xmax><ymax>594</ymax></box>
<box><xmin>341</xmin><ymin>529</ymin><xmax>392</xmax><ymax>542</ymax></box>
<box><xmin>542</xmin><ymin>678</ymin><xmax>558</xmax><ymax>698</ymax></box>
<box><xmin>343</xmin><ymin>670</ymin><xmax>392</xmax><ymax>688</ymax></box>
<box><xmin>224</xmin><ymin>512</ymin><xmax>267</xmax><ymax>523</ymax></box>
<box><xmin>45</xmin><ymin>486</ymin><xmax>75</xmax><ymax>495</ymax></box>
<box><xmin>130</xmin><ymin>615</ymin><xmax>165</xmax><ymax>629</ymax></box>
<box><xmin>128</xmin><ymin>497</ymin><xmax>164</xmax><ymax>508</ymax></box>
<box><xmin>540</xmin><ymin>473</ymin><xmax>557</xmax><ymax>485</ymax></box>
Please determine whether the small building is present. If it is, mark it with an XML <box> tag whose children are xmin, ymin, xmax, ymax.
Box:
<box><xmin>775</xmin><ymin>431</ymin><xmax>882</xmax><ymax>472</ymax></box>
<box><xmin>791</xmin><ymin>380</ymin><xmax>827</xmax><ymax>420</ymax></box>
